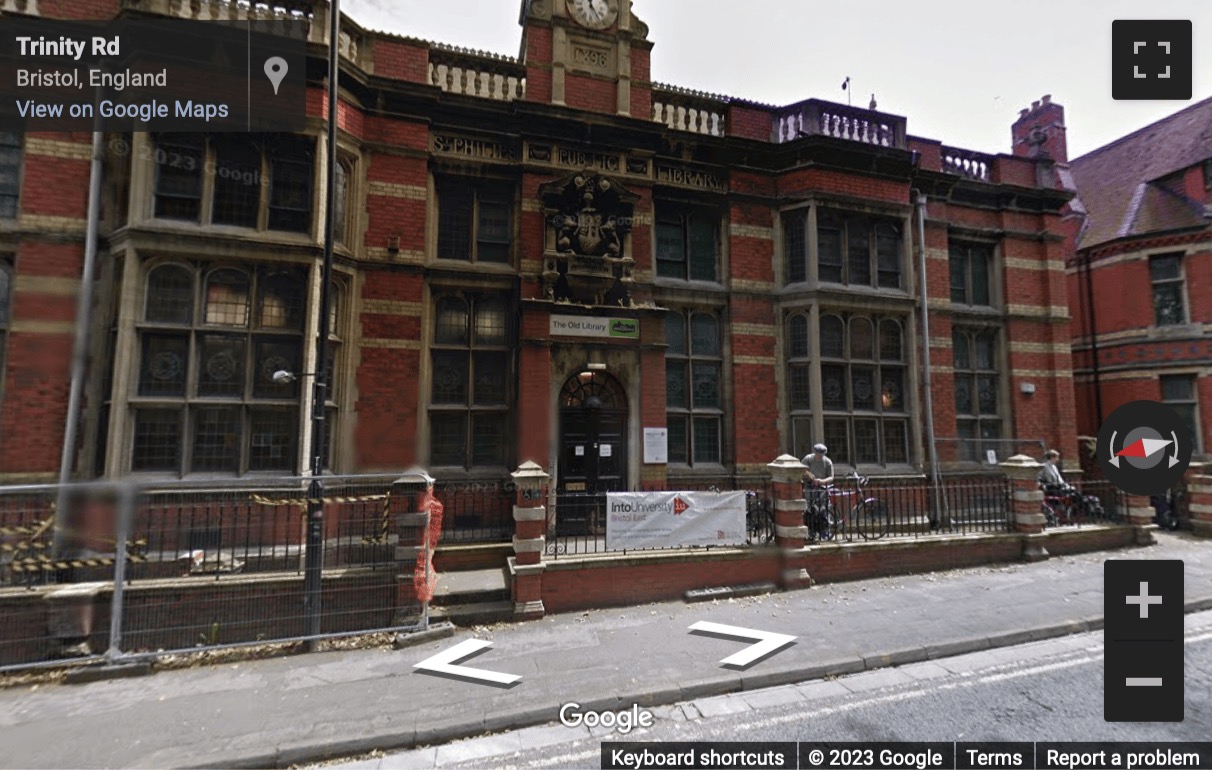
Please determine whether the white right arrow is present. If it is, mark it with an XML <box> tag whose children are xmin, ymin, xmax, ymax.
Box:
<box><xmin>414</xmin><ymin>639</ymin><xmax>521</xmax><ymax>686</ymax></box>
<box><xmin>689</xmin><ymin>621</ymin><xmax>797</xmax><ymax>669</ymax></box>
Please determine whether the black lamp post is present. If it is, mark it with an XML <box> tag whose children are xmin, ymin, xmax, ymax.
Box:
<box><xmin>303</xmin><ymin>0</ymin><xmax>341</xmax><ymax>649</ymax></box>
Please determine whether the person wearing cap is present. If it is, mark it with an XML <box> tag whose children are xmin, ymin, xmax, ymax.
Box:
<box><xmin>801</xmin><ymin>444</ymin><xmax>835</xmax><ymax>538</ymax></box>
<box><xmin>802</xmin><ymin>443</ymin><xmax>834</xmax><ymax>488</ymax></box>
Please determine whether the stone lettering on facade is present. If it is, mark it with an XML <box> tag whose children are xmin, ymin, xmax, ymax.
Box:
<box><xmin>655</xmin><ymin>164</ymin><xmax>727</xmax><ymax>192</ymax></box>
<box><xmin>432</xmin><ymin>134</ymin><xmax>518</xmax><ymax>162</ymax></box>
<box><xmin>570</xmin><ymin>43</ymin><xmax>613</xmax><ymax>74</ymax></box>
<box><xmin>557</xmin><ymin>147</ymin><xmax>621</xmax><ymax>172</ymax></box>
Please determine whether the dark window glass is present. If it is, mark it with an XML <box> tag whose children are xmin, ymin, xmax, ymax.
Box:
<box><xmin>656</xmin><ymin>208</ymin><xmax>718</xmax><ymax>282</ymax></box>
<box><xmin>333</xmin><ymin>161</ymin><xmax>349</xmax><ymax>246</ymax></box>
<box><xmin>0</xmin><ymin>132</ymin><xmax>21</xmax><ymax>219</ymax></box>
<box><xmin>818</xmin><ymin>220</ymin><xmax>843</xmax><ymax>283</ymax></box>
<box><xmin>267</xmin><ymin>138</ymin><xmax>313</xmax><ymax>232</ymax></box>
<box><xmin>820</xmin><ymin>315</ymin><xmax>844</xmax><ymax>358</ymax></box>
<box><xmin>192</xmin><ymin>407</ymin><xmax>241</xmax><ymax>472</ymax></box>
<box><xmin>139</xmin><ymin>334</ymin><xmax>189</xmax><ymax>397</ymax></box>
<box><xmin>0</xmin><ymin>262</ymin><xmax>10</xmax><ymax>327</ymax></box>
<box><xmin>438</xmin><ymin>179</ymin><xmax>513</xmax><ymax>264</ymax></box>
<box><xmin>850</xmin><ymin>318</ymin><xmax>874</xmax><ymax>360</ymax></box>
<box><xmin>879</xmin><ymin>320</ymin><xmax>902</xmax><ymax>361</ymax></box>
<box><xmin>823</xmin><ymin>418</ymin><xmax>849</xmax><ymax>466</ymax></box>
<box><xmin>145</xmin><ymin>265</ymin><xmax>194</xmax><ymax>324</ymax></box>
<box><xmin>197</xmin><ymin>334</ymin><xmax>246</xmax><ymax>398</ymax></box>
<box><xmin>248</xmin><ymin>409</ymin><xmax>296</xmax><ymax>471</ymax></box>
<box><xmin>666</xmin><ymin>310</ymin><xmax>722</xmax><ymax>465</ymax></box>
<box><xmin>212</xmin><ymin>136</ymin><xmax>260</xmax><ymax>227</ymax></box>
<box><xmin>1150</xmin><ymin>254</ymin><xmax>1185</xmax><ymax>326</ymax></box>
<box><xmin>132</xmin><ymin>409</ymin><xmax>182</xmax><ymax>471</ymax></box>
<box><xmin>1160</xmin><ymin>374</ymin><xmax>1201</xmax><ymax>452</ymax></box>
<box><xmin>788</xmin><ymin>315</ymin><xmax>809</xmax><ymax>358</ymax></box>
<box><xmin>954</xmin><ymin>328</ymin><xmax>1003</xmax><ymax>460</ymax></box>
<box><xmin>428</xmin><ymin>294</ymin><xmax>514</xmax><ymax>468</ymax></box>
<box><xmin>950</xmin><ymin>242</ymin><xmax>994</xmax><ymax>306</ymax></box>
<box><xmin>153</xmin><ymin>134</ymin><xmax>204</xmax><ymax>221</ymax></box>
<box><xmin>790</xmin><ymin>364</ymin><xmax>812</xmax><ymax>410</ymax></box>
<box><xmin>818</xmin><ymin>211</ymin><xmax>901</xmax><ymax>288</ymax></box>
<box><xmin>784</xmin><ymin>209</ymin><xmax>807</xmax><ymax>284</ymax></box>
<box><xmin>258</xmin><ymin>272</ymin><xmax>305</xmax><ymax>330</ymax></box>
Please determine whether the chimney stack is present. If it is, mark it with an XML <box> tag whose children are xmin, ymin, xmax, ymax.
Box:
<box><xmin>1012</xmin><ymin>94</ymin><xmax>1067</xmax><ymax>163</ymax></box>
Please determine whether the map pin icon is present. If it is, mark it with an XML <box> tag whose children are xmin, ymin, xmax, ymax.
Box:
<box><xmin>264</xmin><ymin>56</ymin><xmax>288</xmax><ymax>95</ymax></box>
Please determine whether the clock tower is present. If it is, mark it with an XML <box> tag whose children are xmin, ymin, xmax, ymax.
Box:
<box><xmin>518</xmin><ymin>0</ymin><xmax>653</xmax><ymax>117</ymax></box>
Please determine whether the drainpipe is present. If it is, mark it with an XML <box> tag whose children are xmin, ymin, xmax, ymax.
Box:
<box><xmin>913</xmin><ymin>190</ymin><xmax>944</xmax><ymax>526</ymax></box>
<box><xmin>54</xmin><ymin>127</ymin><xmax>104</xmax><ymax>556</ymax></box>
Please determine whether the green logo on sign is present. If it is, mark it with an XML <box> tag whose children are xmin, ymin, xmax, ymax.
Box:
<box><xmin>609</xmin><ymin>319</ymin><xmax>639</xmax><ymax>339</ymax></box>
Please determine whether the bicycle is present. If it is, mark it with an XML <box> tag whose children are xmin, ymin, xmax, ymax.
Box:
<box><xmin>806</xmin><ymin>473</ymin><xmax>889</xmax><ymax>541</ymax></box>
<box><xmin>1041</xmin><ymin>484</ymin><xmax>1105</xmax><ymax>526</ymax></box>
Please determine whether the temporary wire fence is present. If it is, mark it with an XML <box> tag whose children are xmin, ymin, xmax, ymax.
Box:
<box><xmin>0</xmin><ymin>473</ymin><xmax>437</xmax><ymax>674</ymax></box>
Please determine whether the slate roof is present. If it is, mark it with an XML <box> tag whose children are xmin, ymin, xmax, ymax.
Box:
<box><xmin>1069</xmin><ymin>96</ymin><xmax>1212</xmax><ymax>250</ymax></box>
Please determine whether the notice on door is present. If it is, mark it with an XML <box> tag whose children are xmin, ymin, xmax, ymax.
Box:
<box><xmin>643</xmin><ymin>428</ymin><xmax>668</xmax><ymax>464</ymax></box>
<box><xmin>600</xmin><ymin>444</ymin><xmax>612</xmax><ymax>457</ymax></box>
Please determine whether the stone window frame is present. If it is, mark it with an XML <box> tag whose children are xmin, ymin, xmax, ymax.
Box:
<box><xmin>952</xmin><ymin>326</ymin><xmax>1005</xmax><ymax>463</ymax></box>
<box><xmin>653</xmin><ymin>201</ymin><xmax>721</xmax><ymax>284</ymax></box>
<box><xmin>0</xmin><ymin>131</ymin><xmax>20</xmax><ymax>220</ymax></box>
<box><xmin>1149</xmin><ymin>252</ymin><xmax>1187</xmax><ymax>327</ymax></box>
<box><xmin>1160</xmin><ymin>373</ymin><xmax>1202</xmax><ymax>454</ymax></box>
<box><xmin>949</xmin><ymin>240</ymin><xmax>997</xmax><ymax>308</ymax></box>
<box><xmin>150</xmin><ymin>133</ymin><xmax>316</xmax><ymax>235</ymax></box>
<box><xmin>815</xmin><ymin>209</ymin><xmax>903</xmax><ymax>290</ymax></box>
<box><xmin>785</xmin><ymin>311</ymin><xmax>814</xmax><ymax>457</ymax></box>
<box><xmin>426</xmin><ymin>291</ymin><xmax>515</xmax><ymax>471</ymax></box>
<box><xmin>817</xmin><ymin>312</ymin><xmax>910</xmax><ymax>469</ymax></box>
<box><xmin>126</xmin><ymin>260</ymin><xmax>344</xmax><ymax>477</ymax></box>
<box><xmin>434</xmin><ymin>176</ymin><xmax>515</xmax><ymax>266</ymax></box>
<box><xmin>664</xmin><ymin>308</ymin><xmax>725</xmax><ymax>467</ymax></box>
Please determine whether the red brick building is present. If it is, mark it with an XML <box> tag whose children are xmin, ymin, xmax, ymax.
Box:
<box><xmin>1040</xmin><ymin>95</ymin><xmax>1212</xmax><ymax>456</ymax></box>
<box><xmin>0</xmin><ymin>0</ymin><xmax>1078</xmax><ymax>496</ymax></box>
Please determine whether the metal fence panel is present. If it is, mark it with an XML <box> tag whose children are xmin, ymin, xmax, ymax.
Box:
<box><xmin>0</xmin><ymin>474</ymin><xmax>433</xmax><ymax>674</ymax></box>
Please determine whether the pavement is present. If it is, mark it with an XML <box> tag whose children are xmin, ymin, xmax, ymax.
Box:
<box><xmin>1</xmin><ymin>532</ymin><xmax>1210</xmax><ymax>770</ymax></box>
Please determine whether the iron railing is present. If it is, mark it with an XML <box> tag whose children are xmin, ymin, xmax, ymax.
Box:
<box><xmin>433</xmin><ymin>478</ymin><xmax>513</xmax><ymax>543</ymax></box>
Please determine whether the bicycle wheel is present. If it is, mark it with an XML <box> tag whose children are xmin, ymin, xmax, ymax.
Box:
<box><xmin>855</xmin><ymin>500</ymin><xmax>889</xmax><ymax>540</ymax></box>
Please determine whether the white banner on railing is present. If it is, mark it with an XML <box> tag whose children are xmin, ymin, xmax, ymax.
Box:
<box><xmin>605</xmin><ymin>491</ymin><xmax>747</xmax><ymax>551</ymax></box>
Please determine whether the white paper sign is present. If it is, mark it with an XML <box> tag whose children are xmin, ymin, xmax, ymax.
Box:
<box><xmin>643</xmin><ymin>428</ymin><xmax>668</xmax><ymax>464</ymax></box>
<box><xmin>606</xmin><ymin>491</ymin><xmax>746</xmax><ymax>550</ymax></box>
<box><xmin>575</xmin><ymin>445</ymin><xmax>584</xmax><ymax>456</ymax></box>
<box><xmin>985</xmin><ymin>449</ymin><xmax>998</xmax><ymax>465</ymax></box>
<box><xmin>600</xmin><ymin>444</ymin><xmax>612</xmax><ymax>457</ymax></box>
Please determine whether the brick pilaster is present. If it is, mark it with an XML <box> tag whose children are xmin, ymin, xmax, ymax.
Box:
<box><xmin>390</xmin><ymin>469</ymin><xmax>435</xmax><ymax>625</ymax></box>
<box><xmin>999</xmin><ymin>454</ymin><xmax>1049</xmax><ymax>561</ymax></box>
<box><xmin>1185</xmin><ymin>462</ymin><xmax>1212</xmax><ymax>539</ymax></box>
<box><xmin>1123</xmin><ymin>494</ymin><xmax>1158</xmax><ymax>545</ymax></box>
<box><xmin>510</xmin><ymin>461</ymin><xmax>549</xmax><ymax>620</ymax></box>
<box><xmin>768</xmin><ymin>454</ymin><xmax>811</xmax><ymax>589</ymax></box>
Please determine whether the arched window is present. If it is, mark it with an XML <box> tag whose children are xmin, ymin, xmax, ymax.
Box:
<box><xmin>145</xmin><ymin>264</ymin><xmax>194</xmax><ymax>324</ymax></box>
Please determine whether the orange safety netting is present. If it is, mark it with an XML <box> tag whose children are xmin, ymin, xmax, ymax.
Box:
<box><xmin>412</xmin><ymin>489</ymin><xmax>444</xmax><ymax>603</ymax></box>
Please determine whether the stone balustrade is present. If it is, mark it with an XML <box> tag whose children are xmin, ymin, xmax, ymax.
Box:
<box><xmin>429</xmin><ymin>45</ymin><xmax>526</xmax><ymax>102</ymax></box>
<box><xmin>652</xmin><ymin>84</ymin><xmax>728</xmax><ymax>137</ymax></box>
<box><xmin>943</xmin><ymin>147</ymin><xmax>993</xmax><ymax>182</ymax></box>
<box><xmin>774</xmin><ymin>99</ymin><xmax>905</xmax><ymax>149</ymax></box>
<box><xmin>1</xmin><ymin>0</ymin><xmax>38</xmax><ymax>13</ymax></box>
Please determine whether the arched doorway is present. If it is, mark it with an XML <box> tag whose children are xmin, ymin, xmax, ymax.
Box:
<box><xmin>557</xmin><ymin>370</ymin><xmax>628</xmax><ymax>534</ymax></box>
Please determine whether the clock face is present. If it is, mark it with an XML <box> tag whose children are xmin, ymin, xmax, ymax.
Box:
<box><xmin>567</xmin><ymin>0</ymin><xmax>618</xmax><ymax>30</ymax></box>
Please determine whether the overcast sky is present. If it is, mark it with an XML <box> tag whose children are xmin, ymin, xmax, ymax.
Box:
<box><xmin>341</xmin><ymin>0</ymin><xmax>1210</xmax><ymax>160</ymax></box>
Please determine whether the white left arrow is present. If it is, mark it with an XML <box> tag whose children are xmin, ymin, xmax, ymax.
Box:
<box><xmin>414</xmin><ymin>639</ymin><xmax>522</xmax><ymax>686</ymax></box>
<box><xmin>689</xmin><ymin>621</ymin><xmax>797</xmax><ymax>669</ymax></box>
